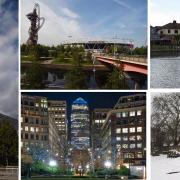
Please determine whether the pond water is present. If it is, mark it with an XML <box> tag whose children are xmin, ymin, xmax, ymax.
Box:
<box><xmin>21</xmin><ymin>67</ymin><xmax>147</xmax><ymax>89</ymax></box>
<box><xmin>151</xmin><ymin>58</ymin><xmax>180</xmax><ymax>88</ymax></box>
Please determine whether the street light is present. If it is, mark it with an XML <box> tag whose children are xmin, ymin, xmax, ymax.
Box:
<box><xmin>104</xmin><ymin>161</ymin><xmax>112</xmax><ymax>179</ymax></box>
<box><xmin>49</xmin><ymin>160</ymin><xmax>57</xmax><ymax>174</ymax></box>
<box><xmin>49</xmin><ymin>160</ymin><xmax>57</xmax><ymax>167</ymax></box>
<box><xmin>104</xmin><ymin>161</ymin><xmax>112</xmax><ymax>168</ymax></box>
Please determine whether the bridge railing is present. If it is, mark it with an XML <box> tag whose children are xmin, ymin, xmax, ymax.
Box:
<box><xmin>0</xmin><ymin>167</ymin><xmax>18</xmax><ymax>180</ymax></box>
<box><xmin>119</xmin><ymin>55</ymin><xmax>147</xmax><ymax>64</ymax></box>
<box><xmin>94</xmin><ymin>53</ymin><xmax>147</xmax><ymax>64</ymax></box>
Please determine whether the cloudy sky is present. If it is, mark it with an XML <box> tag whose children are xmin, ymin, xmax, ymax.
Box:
<box><xmin>21</xmin><ymin>0</ymin><xmax>147</xmax><ymax>46</ymax></box>
<box><xmin>0</xmin><ymin>0</ymin><xmax>18</xmax><ymax>119</ymax></box>
<box><xmin>150</xmin><ymin>0</ymin><xmax>180</xmax><ymax>26</ymax></box>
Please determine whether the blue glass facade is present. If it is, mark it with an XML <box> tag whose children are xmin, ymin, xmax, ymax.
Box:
<box><xmin>71</xmin><ymin>97</ymin><xmax>90</xmax><ymax>150</ymax></box>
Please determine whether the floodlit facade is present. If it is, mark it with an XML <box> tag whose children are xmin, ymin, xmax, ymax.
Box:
<box><xmin>101</xmin><ymin>94</ymin><xmax>146</xmax><ymax>169</ymax></box>
<box><xmin>48</xmin><ymin>100</ymin><xmax>67</xmax><ymax>136</ymax></box>
<box><xmin>21</xmin><ymin>95</ymin><xmax>63</xmax><ymax>161</ymax></box>
<box><xmin>71</xmin><ymin>97</ymin><xmax>90</xmax><ymax>150</ymax></box>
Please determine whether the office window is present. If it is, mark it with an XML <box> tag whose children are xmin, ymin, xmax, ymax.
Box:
<box><xmin>137</xmin><ymin>152</ymin><xmax>143</xmax><ymax>158</ymax></box>
<box><xmin>130</xmin><ymin>111</ymin><xmax>135</xmax><ymax>117</ymax></box>
<box><xmin>36</xmin><ymin>127</ymin><xmax>39</xmax><ymax>132</ymax></box>
<box><xmin>137</xmin><ymin>143</ymin><xmax>142</xmax><ymax>148</ymax></box>
<box><xmin>129</xmin><ymin>136</ymin><xmax>135</xmax><ymax>141</ymax></box>
<box><xmin>122</xmin><ymin>112</ymin><xmax>128</xmax><ymax>117</ymax></box>
<box><xmin>175</xmin><ymin>29</ymin><xmax>178</xmax><ymax>34</ymax></box>
<box><xmin>116</xmin><ymin>128</ymin><xmax>121</xmax><ymax>133</ymax></box>
<box><xmin>25</xmin><ymin>126</ymin><xmax>29</xmax><ymax>131</ymax></box>
<box><xmin>137</xmin><ymin>135</ymin><xmax>142</xmax><ymax>141</ymax></box>
<box><xmin>137</xmin><ymin>127</ymin><xmax>142</xmax><ymax>132</ymax></box>
<box><xmin>123</xmin><ymin>136</ymin><xmax>128</xmax><ymax>141</ymax></box>
<box><xmin>25</xmin><ymin>133</ymin><xmax>28</xmax><ymax>139</ymax></box>
<box><xmin>122</xmin><ymin>128</ymin><xmax>128</xmax><ymax>133</ymax></box>
<box><xmin>116</xmin><ymin>137</ymin><xmax>121</xmax><ymax>141</ymax></box>
<box><xmin>30</xmin><ymin>127</ymin><xmax>34</xmax><ymax>132</ymax></box>
<box><xmin>122</xmin><ymin>144</ymin><xmax>128</xmax><ymax>149</ymax></box>
<box><xmin>130</xmin><ymin>127</ymin><xmax>135</xmax><ymax>133</ymax></box>
<box><xmin>168</xmin><ymin>29</ymin><xmax>171</xmax><ymax>34</ymax></box>
<box><xmin>130</xmin><ymin>144</ymin><xmax>135</xmax><ymax>148</ymax></box>
<box><xmin>116</xmin><ymin>112</ymin><xmax>121</xmax><ymax>118</ymax></box>
<box><xmin>137</xmin><ymin>110</ymin><xmax>142</xmax><ymax>116</ymax></box>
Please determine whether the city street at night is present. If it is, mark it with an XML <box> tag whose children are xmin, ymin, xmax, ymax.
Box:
<box><xmin>21</xmin><ymin>92</ymin><xmax>146</xmax><ymax>179</ymax></box>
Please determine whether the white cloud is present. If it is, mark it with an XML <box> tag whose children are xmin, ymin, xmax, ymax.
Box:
<box><xmin>0</xmin><ymin>0</ymin><xmax>18</xmax><ymax>118</ymax></box>
<box><xmin>61</xmin><ymin>7</ymin><xmax>80</xmax><ymax>19</ymax></box>
<box><xmin>112</xmin><ymin>0</ymin><xmax>136</xmax><ymax>12</ymax></box>
<box><xmin>150</xmin><ymin>0</ymin><xmax>180</xmax><ymax>26</ymax></box>
<box><xmin>21</xmin><ymin>0</ymin><xmax>84</xmax><ymax>45</ymax></box>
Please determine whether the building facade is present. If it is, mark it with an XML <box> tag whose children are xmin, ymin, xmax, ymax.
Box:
<box><xmin>48</xmin><ymin>100</ymin><xmax>67</xmax><ymax>136</ymax></box>
<box><xmin>71</xmin><ymin>97</ymin><xmax>90</xmax><ymax>150</ymax></box>
<box><xmin>21</xmin><ymin>95</ymin><xmax>63</xmax><ymax>162</ymax></box>
<box><xmin>91</xmin><ymin>108</ymin><xmax>111</xmax><ymax>168</ymax></box>
<box><xmin>151</xmin><ymin>20</ymin><xmax>180</xmax><ymax>45</ymax></box>
<box><xmin>101</xmin><ymin>94</ymin><xmax>146</xmax><ymax>169</ymax></box>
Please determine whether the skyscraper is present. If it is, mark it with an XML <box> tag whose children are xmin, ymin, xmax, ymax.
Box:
<box><xmin>71</xmin><ymin>97</ymin><xmax>90</xmax><ymax>149</ymax></box>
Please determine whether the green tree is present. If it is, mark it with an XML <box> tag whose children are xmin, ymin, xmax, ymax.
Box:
<box><xmin>24</xmin><ymin>61</ymin><xmax>46</xmax><ymax>89</ymax></box>
<box><xmin>105</xmin><ymin>64</ymin><xmax>128</xmax><ymax>89</ymax></box>
<box><xmin>0</xmin><ymin>120</ymin><xmax>18</xmax><ymax>166</ymax></box>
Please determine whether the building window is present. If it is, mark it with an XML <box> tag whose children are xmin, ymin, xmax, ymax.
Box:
<box><xmin>130</xmin><ymin>111</ymin><xmax>135</xmax><ymax>117</ymax></box>
<box><xmin>116</xmin><ymin>128</ymin><xmax>121</xmax><ymax>133</ymax></box>
<box><xmin>25</xmin><ymin>117</ymin><xmax>28</xmax><ymax>123</ymax></box>
<box><xmin>130</xmin><ymin>144</ymin><xmax>136</xmax><ymax>148</ymax></box>
<box><xmin>130</xmin><ymin>127</ymin><xmax>135</xmax><ymax>133</ymax></box>
<box><xmin>116</xmin><ymin>112</ymin><xmax>121</xmax><ymax>118</ymax></box>
<box><xmin>122</xmin><ymin>112</ymin><xmax>128</xmax><ymax>117</ymax></box>
<box><xmin>137</xmin><ymin>110</ymin><xmax>142</xmax><ymax>116</ymax></box>
<box><xmin>129</xmin><ymin>136</ymin><xmax>135</xmax><ymax>141</ymax></box>
<box><xmin>137</xmin><ymin>143</ymin><xmax>142</xmax><ymax>148</ymax></box>
<box><xmin>137</xmin><ymin>152</ymin><xmax>142</xmax><ymax>158</ymax></box>
<box><xmin>137</xmin><ymin>127</ymin><xmax>142</xmax><ymax>132</ymax></box>
<box><xmin>123</xmin><ymin>136</ymin><xmax>128</xmax><ymax>141</ymax></box>
<box><xmin>168</xmin><ymin>29</ymin><xmax>171</xmax><ymax>34</ymax></box>
<box><xmin>137</xmin><ymin>135</ymin><xmax>142</xmax><ymax>141</ymax></box>
<box><xmin>36</xmin><ymin>135</ymin><xmax>39</xmax><ymax>140</ymax></box>
<box><xmin>25</xmin><ymin>133</ymin><xmax>28</xmax><ymax>139</ymax></box>
<box><xmin>36</xmin><ymin>127</ymin><xmax>39</xmax><ymax>132</ymax></box>
<box><xmin>160</xmin><ymin>31</ymin><xmax>163</xmax><ymax>35</ymax></box>
<box><xmin>30</xmin><ymin>134</ymin><xmax>34</xmax><ymax>140</ymax></box>
<box><xmin>30</xmin><ymin>127</ymin><xmax>34</xmax><ymax>132</ymax></box>
<box><xmin>122</xmin><ymin>128</ymin><xmax>128</xmax><ymax>133</ymax></box>
<box><xmin>95</xmin><ymin>120</ymin><xmax>99</xmax><ymax>123</ymax></box>
<box><xmin>116</xmin><ymin>137</ymin><xmax>121</xmax><ymax>141</ymax></box>
<box><xmin>25</xmin><ymin>126</ymin><xmax>29</xmax><ymax>131</ymax></box>
<box><xmin>36</xmin><ymin>119</ymin><xmax>39</xmax><ymax>124</ymax></box>
<box><xmin>122</xmin><ymin>144</ymin><xmax>128</xmax><ymax>149</ymax></box>
<box><xmin>175</xmin><ymin>29</ymin><xmax>178</xmax><ymax>34</ymax></box>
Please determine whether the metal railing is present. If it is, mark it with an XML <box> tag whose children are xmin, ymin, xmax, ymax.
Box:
<box><xmin>0</xmin><ymin>167</ymin><xmax>18</xmax><ymax>180</ymax></box>
<box><xmin>94</xmin><ymin>53</ymin><xmax>147</xmax><ymax>64</ymax></box>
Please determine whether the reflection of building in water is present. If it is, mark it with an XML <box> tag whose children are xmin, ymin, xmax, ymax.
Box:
<box><xmin>71</xmin><ymin>97</ymin><xmax>90</xmax><ymax>149</ymax></box>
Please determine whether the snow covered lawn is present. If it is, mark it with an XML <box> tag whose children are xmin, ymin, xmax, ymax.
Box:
<box><xmin>151</xmin><ymin>155</ymin><xmax>180</xmax><ymax>180</ymax></box>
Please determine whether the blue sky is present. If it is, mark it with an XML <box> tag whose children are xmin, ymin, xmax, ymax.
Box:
<box><xmin>0</xmin><ymin>0</ymin><xmax>18</xmax><ymax>118</ymax></box>
<box><xmin>21</xmin><ymin>0</ymin><xmax>147</xmax><ymax>46</ymax></box>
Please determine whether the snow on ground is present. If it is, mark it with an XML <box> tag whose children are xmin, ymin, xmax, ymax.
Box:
<box><xmin>151</xmin><ymin>155</ymin><xmax>180</xmax><ymax>180</ymax></box>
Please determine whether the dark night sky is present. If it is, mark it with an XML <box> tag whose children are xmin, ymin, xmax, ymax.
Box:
<box><xmin>22</xmin><ymin>92</ymin><xmax>145</xmax><ymax>123</ymax></box>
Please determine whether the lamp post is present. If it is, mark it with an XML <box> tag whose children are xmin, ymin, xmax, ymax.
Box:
<box><xmin>104</xmin><ymin>160</ymin><xmax>112</xmax><ymax>179</ymax></box>
<box><xmin>49</xmin><ymin>160</ymin><xmax>57</xmax><ymax>174</ymax></box>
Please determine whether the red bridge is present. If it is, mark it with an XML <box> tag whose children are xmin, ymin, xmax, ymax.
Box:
<box><xmin>95</xmin><ymin>55</ymin><xmax>147</xmax><ymax>75</ymax></box>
